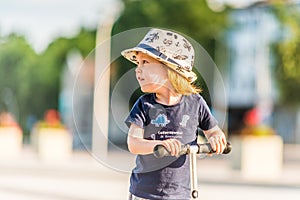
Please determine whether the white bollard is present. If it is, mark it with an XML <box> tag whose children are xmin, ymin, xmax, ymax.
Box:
<box><xmin>31</xmin><ymin>127</ymin><xmax>72</xmax><ymax>162</ymax></box>
<box><xmin>0</xmin><ymin>127</ymin><xmax>23</xmax><ymax>160</ymax></box>
<box><xmin>231</xmin><ymin>135</ymin><xmax>283</xmax><ymax>181</ymax></box>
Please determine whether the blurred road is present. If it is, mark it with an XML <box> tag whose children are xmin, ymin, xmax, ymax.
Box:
<box><xmin>0</xmin><ymin>145</ymin><xmax>299</xmax><ymax>200</ymax></box>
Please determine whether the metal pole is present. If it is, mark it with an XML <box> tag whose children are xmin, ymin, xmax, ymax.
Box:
<box><xmin>189</xmin><ymin>145</ymin><xmax>199</xmax><ymax>199</ymax></box>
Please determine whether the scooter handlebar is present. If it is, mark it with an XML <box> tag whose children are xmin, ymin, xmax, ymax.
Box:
<box><xmin>153</xmin><ymin>142</ymin><xmax>232</xmax><ymax>158</ymax></box>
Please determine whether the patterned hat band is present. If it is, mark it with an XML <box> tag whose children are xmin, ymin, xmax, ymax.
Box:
<box><xmin>121</xmin><ymin>28</ymin><xmax>197</xmax><ymax>82</ymax></box>
<box><xmin>136</xmin><ymin>43</ymin><xmax>180</xmax><ymax>66</ymax></box>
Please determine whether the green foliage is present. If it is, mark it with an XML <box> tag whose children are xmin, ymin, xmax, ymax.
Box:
<box><xmin>0</xmin><ymin>34</ymin><xmax>37</xmax><ymax>129</ymax></box>
<box><xmin>0</xmin><ymin>27</ymin><xmax>96</xmax><ymax>134</ymax></box>
<box><xmin>270</xmin><ymin>3</ymin><xmax>300</xmax><ymax>104</ymax></box>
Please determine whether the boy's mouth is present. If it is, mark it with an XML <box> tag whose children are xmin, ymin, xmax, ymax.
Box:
<box><xmin>137</xmin><ymin>76</ymin><xmax>145</xmax><ymax>81</ymax></box>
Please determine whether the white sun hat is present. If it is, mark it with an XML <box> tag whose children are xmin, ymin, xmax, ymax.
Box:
<box><xmin>121</xmin><ymin>28</ymin><xmax>197</xmax><ymax>82</ymax></box>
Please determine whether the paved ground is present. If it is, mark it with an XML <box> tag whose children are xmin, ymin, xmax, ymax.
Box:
<box><xmin>0</xmin><ymin>145</ymin><xmax>299</xmax><ymax>200</ymax></box>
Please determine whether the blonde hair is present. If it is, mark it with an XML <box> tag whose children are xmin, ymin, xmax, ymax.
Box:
<box><xmin>167</xmin><ymin>69</ymin><xmax>202</xmax><ymax>95</ymax></box>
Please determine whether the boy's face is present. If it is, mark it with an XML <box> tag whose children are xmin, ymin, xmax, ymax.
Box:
<box><xmin>135</xmin><ymin>52</ymin><xmax>169</xmax><ymax>93</ymax></box>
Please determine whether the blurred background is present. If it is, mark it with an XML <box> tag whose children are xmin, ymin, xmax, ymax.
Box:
<box><xmin>0</xmin><ymin>0</ymin><xmax>300</xmax><ymax>199</ymax></box>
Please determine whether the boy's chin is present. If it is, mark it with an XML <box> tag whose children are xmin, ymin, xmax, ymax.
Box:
<box><xmin>140</xmin><ymin>87</ymin><xmax>150</xmax><ymax>93</ymax></box>
<box><xmin>141</xmin><ymin>86</ymin><xmax>156</xmax><ymax>93</ymax></box>
<box><xmin>140</xmin><ymin>84</ymin><xmax>164</xmax><ymax>93</ymax></box>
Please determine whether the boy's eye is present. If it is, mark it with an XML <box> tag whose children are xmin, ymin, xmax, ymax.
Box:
<box><xmin>136</xmin><ymin>59</ymin><xmax>149</xmax><ymax>65</ymax></box>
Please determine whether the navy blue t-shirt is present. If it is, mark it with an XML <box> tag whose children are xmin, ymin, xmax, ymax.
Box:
<box><xmin>126</xmin><ymin>93</ymin><xmax>218</xmax><ymax>199</ymax></box>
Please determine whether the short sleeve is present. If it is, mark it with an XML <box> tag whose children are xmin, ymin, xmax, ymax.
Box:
<box><xmin>125</xmin><ymin>96</ymin><xmax>147</xmax><ymax>128</ymax></box>
<box><xmin>198</xmin><ymin>96</ymin><xmax>218</xmax><ymax>131</ymax></box>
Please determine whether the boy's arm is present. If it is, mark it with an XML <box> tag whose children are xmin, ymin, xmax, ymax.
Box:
<box><xmin>203</xmin><ymin>125</ymin><xmax>227</xmax><ymax>154</ymax></box>
<box><xmin>127</xmin><ymin>123</ymin><xmax>181</xmax><ymax>156</ymax></box>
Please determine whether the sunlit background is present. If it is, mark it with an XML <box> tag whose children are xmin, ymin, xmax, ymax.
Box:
<box><xmin>0</xmin><ymin>0</ymin><xmax>300</xmax><ymax>200</ymax></box>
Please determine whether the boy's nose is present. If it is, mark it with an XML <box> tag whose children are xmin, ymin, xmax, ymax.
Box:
<box><xmin>135</xmin><ymin>65</ymin><xmax>142</xmax><ymax>73</ymax></box>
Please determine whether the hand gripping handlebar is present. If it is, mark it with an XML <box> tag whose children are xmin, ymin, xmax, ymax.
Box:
<box><xmin>153</xmin><ymin>142</ymin><xmax>232</xmax><ymax>158</ymax></box>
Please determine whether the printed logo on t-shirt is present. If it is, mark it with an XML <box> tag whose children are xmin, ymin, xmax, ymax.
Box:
<box><xmin>157</xmin><ymin>131</ymin><xmax>183</xmax><ymax>139</ymax></box>
<box><xmin>150</xmin><ymin>131</ymin><xmax>183</xmax><ymax>140</ymax></box>
<box><xmin>151</xmin><ymin>114</ymin><xmax>170</xmax><ymax>127</ymax></box>
<box><xmin>179</xmin><ymin>115</ymin><xmax>190</xmax><ymax>127</ymax></box>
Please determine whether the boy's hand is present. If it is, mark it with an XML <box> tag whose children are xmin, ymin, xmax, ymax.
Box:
<box><xmin>208</xmin><ymin>133</ymin><xmax>227</xmax><ymax>154</ymax></box>
<box><xmin>203</xmin><ymin>126</ymin><xmax>227</xmax><ymax>155</ymax></box>
<box><xmin>161</xmin><ymin>139</ymin><xmax>182</xmax><ymax>157</ymax></box>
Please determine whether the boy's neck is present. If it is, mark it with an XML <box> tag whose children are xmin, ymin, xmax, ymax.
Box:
<box><xmin>155</xmin><ymin>92</ymin><xmax>182</xmax><ymax>106</ymax></box>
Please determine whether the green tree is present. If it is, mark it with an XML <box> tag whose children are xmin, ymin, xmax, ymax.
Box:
<box><xmin>271</xmin><ymin>3</ymin><xmax>300</xmax><ymax>104</ymax></box>
<box><xmin>0</xmin><ymin>27</ymin><xmax>96</xmax><ymax>136</ymax></box>
<box><xmin>0</xmin><ymin>34</ymin><xmax>38</xmax><ymax>131</ymax></box>
<box><xmin>40</xmin><ymin>27</ymin><xmax>96</xmax><ymax>115</ymax></box>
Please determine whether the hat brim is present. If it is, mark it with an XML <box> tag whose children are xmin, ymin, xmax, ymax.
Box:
<box><xmin>121</xmin><ymin>47</ymin><xmax>197</xmax><ymax>82</ymax></box>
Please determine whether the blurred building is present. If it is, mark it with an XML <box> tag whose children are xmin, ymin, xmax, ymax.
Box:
<box><xmin>223</xmin><ymin>2</ymin><xmax>300</xmax><ymax>143</ymax></box>
<box><xmin>224</xmin><ymin>3</ymin><xmax>278</xmax><ymax>132</ymax></box>
<box><xmin>59</xmin><ymin>50</ymin><xmax>94</xmax><ymax>150</ymax></box>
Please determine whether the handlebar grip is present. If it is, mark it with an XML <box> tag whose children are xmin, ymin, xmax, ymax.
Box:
<box><xmin>153</xmin><ymin>144</ymin><xmax>188</xmax><ymax>158</ymax></box>
<box><xmin>198</xmin><ymin>142</ymin><xmax>232</xmax><ymax>154</ymax></box>
<box><xmin>153</xmin><ymin>142</ymin><xmax>232</xmax><ymax>158</ymax></box>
